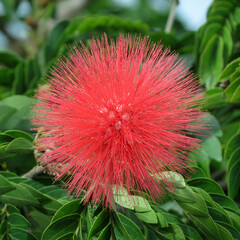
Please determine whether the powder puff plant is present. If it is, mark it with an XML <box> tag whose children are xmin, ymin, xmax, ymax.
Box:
<box><xmin>33</xmin><ymin>34</ymin><xmax>205</xmax><ymax>206</ymax></box>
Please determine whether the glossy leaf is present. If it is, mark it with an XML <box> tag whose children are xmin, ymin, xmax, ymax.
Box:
<box><xmin>3</xmin><ymin>130</ymin><xmax>33</xmax><ymax>142</ymax></box>
<box><xmin>97</xmin><ymin>223</ymin><xmax>111</xmax><ymax>240</ymax></box>
<box><xmin>6</xmin><ymin>137</ymin><xmax>33</xmax><ymax>154</ymax></box>
<box><xmin>158</xmin><ymin>223</ymin><xmax>186</xmax><ymax>240</ymax></box>
<box><xmin>21</xmin><ymin>183</ymin><xmax>62</xmax><ymax>215</ymax></box>
<box><xmin>113</xmin><ymin>213</ymin><xmax>145</xmax><ymax>240</ymax></box>
<box><xmin>88</xmin><ymin>208</ymin><xmax>109</xmax><ymax>239</ymax></box>
<box><xmin>41</xmin><ymin>214</ymin><xmax>79</xmax><ymax>240</ymax></box>
<box><xmin>202</xmin><ymin>136</ymin><xmax>222</xmax><ymax>161</ymax></box>
<box><xmin>9</xmin><ymin>227</ymin><xmax>37</xmax><ymax>240</ymax></box>
<box><xmin>179</xmin><ymin>224</ymin><xmax>203</xmax><ymax>240</ymax></box>
<box><xmin>0</xmin><ymin>182</ymin><xmax>39</xmax><ymax>206</ymax></box>
<box><xmin>135</xmin><ymin>209</ymin><xmax>158</xmax><ymax>224</ymax></box>
<box><xmin>199</xmin><ymin>35</ymin><xmax>224</xmax><ymax>89</ymax></box>
<box><xmin>8</xmin><ymin>213</ymin><xmax>31</xmax><ymax>228</ymax></box>
<box><xmin>227</xmin><ymin>160</ymin><xmax>240</xmax><ymax>199</ymax></box>
<box><xmin>187</xmin><ymin>178</ymin><xmax>224</xmax><ymax>195</ymax></box>
<box><xmin>132</xmin><ymin>195</ymin><xmax>152</xmax><ymax>212</ymax></box>
<box><xmin>210</xmin><ymin>194</ymin><xmax>240</xmax><ymax>213</ymax></box>
<box><xmin>0</xmin><ymin>174</ymin><xmax>16</xmax><ymax>194</ymax></box>
<box><xmin>219</xmin><ymin>57</ymin><xmax>240</xmax><ymax>82</ymax></box>
<box><xmin>51</xmin><ymin>199</ymin><xmax>83</xmax><ymax>223</ymax></box>
<box><xmin>224</xmin><ymin>133</ymin><xmax>240</xmax><ymax>161</ymax></box>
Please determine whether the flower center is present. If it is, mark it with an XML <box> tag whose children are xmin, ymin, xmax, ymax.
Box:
<box><xmin>100</xmin><ymin>104</ymin><xmax>131</xmax><ymax>131</ymax></box>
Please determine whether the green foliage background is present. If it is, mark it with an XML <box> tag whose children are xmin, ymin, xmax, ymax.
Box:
<box><xmin>0</xmin><ymin>0</ymin><xmax>240</xmax><ymax>239</ymax></box>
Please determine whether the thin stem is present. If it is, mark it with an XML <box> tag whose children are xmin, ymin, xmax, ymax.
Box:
<box><xmin>165</xmin><ymin>0</ymin><xmax>179</xmax><ymax>33</ymax></box>
<box><xmin>22</xmin><ymin>165</ymin><xmax>44</xmax><ymax>179</ymax></box>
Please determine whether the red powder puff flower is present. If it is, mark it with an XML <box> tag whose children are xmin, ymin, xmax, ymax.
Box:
<box><xmin>33</xmin><ymin>34</ymin><xmax>205</xmax><ymax>206</ymax></box>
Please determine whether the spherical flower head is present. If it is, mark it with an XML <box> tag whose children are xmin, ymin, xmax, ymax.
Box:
<box><xmin>33</xmin><ymin>34</ymin><xmax>206</xmax><ymax>206</ymax></box>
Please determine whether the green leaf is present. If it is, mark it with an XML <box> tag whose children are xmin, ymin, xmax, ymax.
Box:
<box><xmin>145</xmin><ymin>228</ymin><xmax>168</xmax><ymax>240</ymax></box>
<box><xmin>187</xmin><ymin>178</ymin><xmax>224</xmax><ymax>195</ymax></box>
<box><xmin>227</xmin><ymin>147</ymin><xmax>240</xmax><ymax>180</ymax></box>
<box><xmin>0</xmin><ymin>105</ymin><xmax>16</xmax><ymax>129</ymax></box>
<box><xmin>112</xmin><ymin>212</ymin><xmax>131</xmax><ymax>240</ymax></box>
<box><xmin>216</xmin><ymin>222</ymin><xmax>240</xmax><ymax>240</ymax></box>
<box><xmin>12</xmin><ymin>62</ymin><xmax>25</xmax><ymax>94</ymax></box>
<box><xmin>112</xmin><ymin>185</ymin><xmax>134</xmax><ymax>210</ymax></box>
<box><xmin>226</xmin><ymin>210</ymin><xmax>240</xmax><ymax>232</ymax></box>
<box><xmin>27</xmin><ymin>208</ymin><xmax>52</xmax><ymax>237</ymax></box>
<box><xmin>170</xmin><ymin>186</ymin><xmax>196</xmax><ymax>203</ymax></box>
<box><xmin>132</xmin><ymin>195</ymin><xmax>152</xmax><ymax>212</ymax></box>
<box><xmin>1</xmin><ymin>153</ymin><xmax>36</xmax><ymax>175</ymax></box>
<box><xmin>151</xmin><ymin>205</ymin><xmax>183</xmax><ymax>224</ymax></box>
<box><xmin>6</xmin><ymin>138</ymin><xmax>33</xmax><ymax>154</ymax></box>
<box><xmin>231</xmin><ymin>84</ymin><xmax>240</xmax><ymax>102</ymax></box>
<box><xmin>0</xmin><ymin>174</ymin><xmax>16</xmax><ymax>194</ymax></box>
<box><xmin>205</xmin><ymin>114</ymin><xmax>223</xmax><ymax>137</ymax></box>
<box><xmin>204</xmin><ymin>88</ymin><xmax>226</xmax><ymax>109</ymax></box>
<box><xmin>202</xmin><ymin>136</ymin><xmax>222</xmax><ymax>161</ymax></box>
<box><xmin>179</xmin><ymin>224</ymin><xmax>203</xmax><ymax>240</ymax></box>
<box><xmin>216</xmin><ymin>224</ymin><xmax>234</xmax><ymax>240</ymax></box>
<box><xmin>227</xmin><ymin>160</ymin><xmax>240</xmax><ymax>199</ymax></box>
<box><xmin>156</xmin><ymin>212</ymin><xmax>168</xmax><ymax>228</ymax></box>
<box><xmin>189</xmin><ymin>167</ymin><xmax>206</xmax><ymax>179</ymax></box>
<box><xmin>8</xmin><ymin>213</ymin><xmax>30</xmax><ymax>228</ymax></box>
<box><xmin>4</xmin><ymin>104</ymin><xmax>32</xmax><ymax>131</ymax></box>
<box><xmin>0</xmin><ymin>95</ymin><xmax>32</xmax><ymax>110</ymax></box>
<box><xmin>210</xmin><ymin>194</ymin><xmax>240</xmax><ymax>213</ymax></box>
<box><xmin>41</xmin><ymin>214</ymin><xmax>79</xmax><ymax>240</ymax></box>
<box><xmin>6</xmin><ymin>204</ymin><xmax>20</xmax><ymax>214</ymax></box>
<box><xmin>0</xmin><ymin>171</ymin><xmax>17</xmax><ymax>178</ymax></box>
<box><xmin>208</xmin><ymin>207</ymin><xmax>231</xmax><ymax>224</ymax></box>
<box><xmin>222</xmin><ymin>25</ymin><xmax>233</xmax><ymax>62</ymax></box>
<box><xmin>9</xmin><ymin>227</ymin><xmax>37</xmax><ymax>240</ymax></box>
<box><xmin>0</xmin><ymin>51</ymin><xmax>21</xmax><ymax>67</ymax></box>
<box><xmin>219</xmin><ymin>57</ymin><xmax>240</xmax><ymax>82</ymax></box>
<box><xmin>0</xmin><ymin>134</ymin><xmax>12</xmax><ymax>144</ymax></box>
<box><xmin>44</xmin><ymin>20</ymin><xmax>70</xmax><ymax>63</ymax></box>
<box><xmin>200</xmin><ymin>23</ymin><xmax>221</xmax><ymax>52</ymax></box>
<box><xmin>157</xmin><ymin>223</ymin><xmax>186</xmax><ymax>240</ymax></box>
<box><xmin>224</xmin><ymin>76</ymin><xmax>240</xmax><ymax>101</ymax></box>
<box><xmin>224</xmin><ymin>133</ymin><xmax>240</xmax><ymax>161</ymax></box>
<box><xmin>0</xmin><ymin>182</ymin><xmax>39</xmax><ymax>206</ymax></box>
<box><xmin>21</xmin><ymin>183</ymin><xmax>62</xmax><ymax>215</ymax></box>
<box><xmin>39</xmin><ymin>185</ymin><xmax>69</xmax><ymax>200</ymax></box>
<box><xmin>64</xmin><ymin>15</ymin><xmax>149</xmax><ymax>42</ymax></box>
<box><xmin>3</xmin><ymin>130</ymin><xmax>33</xmax><ymax>142</ymax></box>
<box><xmin>149</xmin><ymin>31</ymin><xmax>178</xmax><ymax>49</ymax></box>
<box><xmin>157</xmin><ymin>171</ymin><xmax>186</xmax><ymax>188</ymax></box>
<box><xmin>135</xmin><ymin>209</ymin><xmax>158</xmax><ymax>224</ymax></box>
<box><xmin>188</xmin><ymin>215</ymin><xmax>220</xmax><ymax>240</ymax></box>
<box><xmin>0</xmin><ymin>67</ymin><xmax>14</xmax><ymax>87</ymax></box>
<box><xmin>88</xmin><ymin>208</ymin><xmax>109</xmax><ymax>239</ymax></box>
<box><xmin>51</xmin><ymin>199</ymin><xmax>83</xmax><ymax>223</ymax></box>
<box><xmin>191</xmin><ymin>187</ymin><xmax>217</xmax><ymax>208</ymax></box>
<box><xmin>22</xmin><ymin>178</ymin><xmax>45</xmax><ymax>189</ymax></box>
<box><xmin>114</xmin><ymin>213</ymin><xmax>145</xmax><ymax>240</ymax></box>
<box><xmin>0</xmin><ymin>219</ymin><xmax>7</xmax><ymax>237</ymax></box>
<box><xmin>199</xmin><ymin>35</ymin><xmax>224</xmax><ymax>89</ymax></box>
<box><xmin>57</xmin><ymin>233</ymin><xmax>76</xmax><ymax>240</ymax></box>
<box><xmin>234</xmin><ymin>7</ymin><xmax>240</xmax><ymax>23</ymax></box>
<box><xmin>189</xmin><ymin>150</ymin><xmax>210</xmax><ymax>177</ymax></box>
<box><xmin>97</xmin><ymin>223</ymin><xmax>111</xmax><ymax>240</ymax></box>
<box><xmin>177</xmin><ymin>192</ymin><xmax>209</xmax><ymax>217</ymax></box>
<box><xmin>0</xmin><ymin>95</ymin><xmax>33</xmax><ymax>131</ymax></box>
<box><xmin>8</xmin><ymin>177</ymin><xmax>27</xmax><ymax>184</ymax></box>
